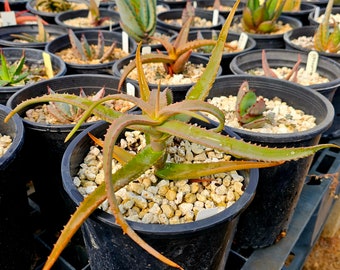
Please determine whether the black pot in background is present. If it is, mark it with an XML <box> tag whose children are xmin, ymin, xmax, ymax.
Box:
<box><xmin>0</xmin><ymin>0</ymin><xmax>27</xmax><ymax>10</ymax></box>
<box><xmin>157</xmin><ymin>8</ymin><xmax>225</xmax><ymax>32</ymax></box>
<box><xmin>231</xmin><ymin>15</ymin><xmax>302</xmax><ymax>49</ymax></box>
<box><xmin>282</xmin><ymin>2</ymin><xmax>317</xmax><ymax>26</ymax></box>
<box><xmin>207</xmin><ymin>75</ymin><xmax>334</xmax><ymax>249</ymax></box>
<box><xmin>25</xmin><ymin>0</ymin><xmax>88</xmax><ymax>24</ymax></box>
<box><xmin>0</xmin><ymin>24</ymin><xmax>67</xmax><ymax>49</ymax></box>
<box><xmin>6</xmin><ymin>74</ymin><xmax>137</xmax><ymax>232</ymax></box>
<box><xmin>61</xmin><ymin>120</ymin><xmax>259</xmax><ymax>270</ymax></box>
<box><xmin>178</xmin><ymin>30</ymin><xmax>256</xmax><ymax>75</ymax></box>
<box><xmin>195</xmin><ymin>0</ymin><xmax>246</xmax><ymax>17</ymax></box>
<box><xmin>302</xmin><ymin>0</ymin><xmax>327</xmax><ymax>8</ymax></box>
<box><xmin>0</xmin><ymin>47</ymin><xmax>67</xmax><ymax>105</ymax></box>
<box><xmin>229</xmin><ymin>48</ymin><xmax>340</xmax><ymax>101</ymax></box>
<box><xmin>45</xmin><ymin>30</ymin><xmax>137</xmax><ymax>75</ymax></box>
<box><xmin>0</xmin><ymin>104</ymin><xmax>32</xmax><ymax>270</ymax></box>
<box><xmin>55</xmin><ymin>9</ymin><xmax>120</xmax><ymax>31</ymax></box>
<box><xmin>112</xmin><ymin>54</ymin><xmax>222</xmax><ymax>102</ymax></box>
<box><xmin>283</xmin><ymin>25</ymin><xmax>340</xmax><ymax>64</ymax></box>
<box><xmin>308</xmin><ymin>6</ymin><xmax>340</xmax><ymax>26</ymax></box>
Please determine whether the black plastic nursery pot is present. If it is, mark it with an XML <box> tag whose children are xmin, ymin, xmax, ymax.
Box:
<box><xmin>6</xmin><ymin>74</ymin><xmax>137</xmax><ymax>231</ymax></box>
<box><xmin>0</xmin><ymin>0</ymin><xmax>27</xmax><ymax>10</ymax></box>
<box><xmin>157</xmin><ymin>8</ymin><xmax>225</xmax><ymax>32</ymax></box>
<box><xmin>282</xmin><ymin>2</ymin><xmax>317</xmax><ymax>26</ymax></box>
<box><xmin>0</xmin><ymin>24</ymin><xmax>67</xmax><ymax>49</ymax></box>
<box><xmin>45</xmin><ymin>30</ymin><xmax>137</xmax><ymax>75</ymax></box>
<box><xmin>55</xmin><ymin>8</ymin><xmax>120</xmax><ymax>31</ymax></box>
<box><xmin>179</xmin><ymin>30</ymin><xmax>256</xmax><ymax>75</ymax></box>
<box><xmin>231</xmin><ymin>15</ymin><xmax>302</xmax><ymax>49</ymax></box>
<box><xmin>195</xmin><ymin>0</ymin><xmax>246</xmax><ymax>17</ymax></box>
<box><xmin>61</xmin><ymin>120</ymin><xmax>259</xmax><ymax>270</ymax></box>
<box><xmin>25</xmin><ymin>0</ymin><xmax>87</xmax><ymax>24</ymax></box>
<box><xmin>112</xmin><ymin>54</ymin><xmax>222</xmax><ymax>102</ymax></box>
<box><xmin>0</xmin><ymin>47</ymin><xmax>67</xmax><ymax>105</ymax></box>
<box><xmin>308</xmin><ymin>6</ymin><xmax>340</xmax><ymax>26</ymax></box>
<box><xmin>229</xmin><ymin>48</ymin><xmax>340</xmax><ymax>101</ymax></box>
<box><xmin>207</xmin><ymin>75</ymin><xmax>334</xmax><ymax>249</ymax></box>
<box><xmin>301</xmin><ymin>0</ymin><xmax>328</xmax><ymax>8</ymax></box>
<box><xmin>0</xmin><ymin>104</ymin><xmax>33</xmax><ymax>270</ymax></box>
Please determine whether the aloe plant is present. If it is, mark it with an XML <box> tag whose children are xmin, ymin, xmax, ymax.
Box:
<box><xmin>282</xmin><ymin>0</ymin><xmax>301</xmax><ymax>12</ymax></box>
<box><xmin>67</xmin><ymin>29</ymin><xmax>118</xmax><ymax>63</ymax></box>
<box><xmin>117</xmin><ymin>14</ymin><xmax>237</xmax><ymax>89</ymax></box>
<box><xmin>241</xmin><ymin>0</ymin><xmax>287</xmax><ymax>34</ymax></box>
<box><xmin>35</xmin><ymin>0</ymin><xmax>72</xmax><ymax>13</ymax></box>
<box><xmin>0</xmin><ymin>50</ymin><xmax>29</xmax><ymax>87</ymax></box>
<box><xmin>5</xmin><ymin>1</ymin><xmax>339</xmax><ymax>269</ymax></box>
<box><xmin>115</xmin><ymin>0</ymin><xmax>157</xmax><ymax>43</ymax></box>
<box><xmin>313</xmin><ymin>0</ymin><xmax>340</xmax><ymax>54</ymax></box>
<box><xmin>10</xmin><ymin>18</ymin><xmax>50</xmax><ymax>43</ymax></box>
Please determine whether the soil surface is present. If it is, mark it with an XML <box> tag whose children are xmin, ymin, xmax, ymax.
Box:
<box><xmin>303</xmin><ymin>228</ymin><xmax>340</xmax><ymax>269</ymax></box>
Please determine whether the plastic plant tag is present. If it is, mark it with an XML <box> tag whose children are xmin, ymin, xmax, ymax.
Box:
<box><xmin>0</xmin><ymin>11</ymin><xmax>16</xmax><ymax>26</ymax></box>
<box><xmin>212</xmin><ymin>9</ymin><xmax>219</xmax><ymax>26</ymax></box>
<box><xmin>237</xmin><ymin>32</ymin><xmax>248</xmax><ymax>50</ymax></box>
<box><xmin>306</xmin><ymin>51</ymin><xmax>319</xmax><ymax>75</ymax></box>
<box><xmin>122</xmin><ymin>31</ymin><xmax>129</xmax><ymax>53</ymax></box>
<box><xmin>126</xmin><ymin>82</ymin><xmax>135</xmax><ymax>96</ymax></box>
<box><xmin>142</xmin><ymin>46</ymin><xmax>151</xmax><ymax>55</ymax></box>
<box><xmin>193</xmin><ymin>1</ymin><xmax>197</xmax><ymax>8</ymax></box>
<box><xmin>43</xmin><ymin>52</ymin><xmax>54</xmax><ymax>79</ymax></box>
<box><xmin>314</xmin><ymin>6</ymin><xmax>320</xmax><ymax>20</ymax></box>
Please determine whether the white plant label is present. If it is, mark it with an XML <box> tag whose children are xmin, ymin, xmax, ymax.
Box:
<box><xmin>306</xmin><ymin>51</ymin><xmax>319</xmax><ymax>75</ymax></box>
<box><xmin>0</xmin><ymin>11</ymin><xmax>16</xmax><ymax>26</ymax></box>
<box><xmin>122</xmin><ymin>31</ymin><xmax>129</xmax><ymax>53</ymax></box>
<box><xmin>126</xmin><ymin>82</ymin><xmax>135</xmax><ymax>96</ymax></box>
<box><xmin>238</xmin><ymin>32</ymin><xmax>248</xmax><ymax>50</ymax></box>
<box><xmin>314</xmin><ymin>7</ymin><xmax>320</xmax><ymax>20</ymax></box>
<box><xmin>142</xmin><ymin>46</ymin><xmax>151</xmax><ymax>55</ymax></box>
<box><xmin>193</xmin><ymin>1</ymin><xmax>197</xmax><ymax>8</ymax></box>
<box><xmin>212</xmin><ymin>9</ymin><xmax>219</xmax><ymax>26</ymax></box>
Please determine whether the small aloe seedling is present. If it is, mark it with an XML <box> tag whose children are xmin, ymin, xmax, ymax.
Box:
<box><xmin>87</xmin><ymin>0</ymin><xmax>110</xmax><ymax>27</ymax></box>
<box><xmin>35</xmin><ymin>0</ymin><xmax>72</xmax><ymax>12</ymax></box>
<box><xmin>118</xmin><ymin>14</ymin><xmax>234</xmax><ymax>89</ymax></box>
<box><xmin>282</xmin><ymin>0</ymin><xmax>301</xmax><ymax>12</ymax></box>
<box><xmin>10</xmin><ymin>18</ymin><xmax>50</xmax><ymax>43</ymax></box>
<box><xmin>0</xmin><ymin>50</ymin><xmax>29</xmax><ymax>87</ymax></box>
<box><xmin>68</xmin><ymin>29</ymin><xmax>117</xmax><ymax>63</ymax></box>
<box><xmin>5</xmin><ymin>1</ymin><xmax>340</xmax><ymax>269</ymax></box>
<box><xmin>241</xmin><ymin>0</ymin><xmax>287</xmax><ymax>34</ymax></box>
<box><xmin>261</xmin><ymin>49</ymin><xmax>301</xmax><ymax>82</ymax></box>
<box><xmin>45</xmin><ymin>86</ymin><xmax>105</xmax><ymax>124</ymax></box>
<box><xmin>313</xmin><ymin>0</ymin><xmax>340</xmax><ymax>53</ymax></box>
<box><xmin>115</xmin><ymin>0</ymin><xmax>157</xmax><ymax>43</ymax></box>
<box><xmin>235</xmin><ymin>81</ymin><xmax>268</xmax><ymax>128</ymax></box>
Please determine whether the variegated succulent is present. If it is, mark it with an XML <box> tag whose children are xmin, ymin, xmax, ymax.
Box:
<box><xmin>241</xmin><ymin>0</ymin><xmax>287</xmax><ymax>34</ymax></box>
<box><xmin>313</xmin><ymin>0</ymin><xmax>340</xmax><ymax>54</ymax></box>
<box><xmin>5</xmin><ymin>1</ymin><xmax>339</xmax><ymax>269</ymax></box>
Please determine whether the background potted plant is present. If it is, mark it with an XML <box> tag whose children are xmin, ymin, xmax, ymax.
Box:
<box><xmin>231</xmin><ymin>0</ymin><xmax>302</xmax><ymax>48</ymax></box>
<box><xmin>5</xmin><ymin>1</ymin><xmax>339</xmax><ymax>268</ymax></box>
<box><xmin>0</xmin><ymin>47</ymin><xmax>66</xmax><ymax>105</ymax></box>
<box><xmin>45</xmin><ymin>29</ymin><xmax>137</xmax><ymax>75</ymax></box>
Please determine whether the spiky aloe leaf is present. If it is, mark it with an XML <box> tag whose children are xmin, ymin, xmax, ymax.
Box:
<box><xmin>68</xmin><ymin>29</ymin><xmax>87</xmax><ymax>61</ymax></box>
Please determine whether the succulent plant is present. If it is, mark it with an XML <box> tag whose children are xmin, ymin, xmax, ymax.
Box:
<box><xmin>0</xmin><ymin>50</ymin><xmax>29</xmax><ymax>87</ymax></box>
<box><xmin>117</xmin><ymin>14</ymin><xmax>236</xmax><ymax>89</ymax></box>
<box><xmin>5</xmin><ymin>1</ymin><xmax>339</xmax><ymax>269</ymax></box>
<box><xmin>67</xmin><ymin>29</ymin><xmax>118</xmax><ymax>63</ymax></box>
<box><xmin>115</xmin><ymin>0</ymin><xmax>157</xmax><ymax>43</ymax></box>
<box><xmin>10</xmin><ymin>18</ymin><xmax>50</xmax><ymax>43</ymax></box>
<box><xmin>313</xmin><ymin>0</ymin><xmax>340</xmax><ymax>54</ymax></box>
<box><xmin>241</xmin><ymin>0</ymin><xmax>286</xmax><ymax>34</ymax></box>
<box><xmin>235</xmin><ymin>80</ymin><xmax>268</xmax><ymax>128</ymax></box>
<box><xmin>282</xmin><ymin>0</ymin><xmax>301</xmax><ymax>12</ymax></box>
<box><xmin>35</xmin><ymin>0</ymin><xmax>72</xmax><ymax>13</ymax></box>
<box><xmin>261</xmin><ymin>49</ymin><xmax>301</xmax><ymax>82</ymax></box>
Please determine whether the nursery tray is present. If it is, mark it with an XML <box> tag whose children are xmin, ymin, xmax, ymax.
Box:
<box><xmin>227</xmin><ymin>139</ymin><xmax>340</xmax><ymax>270</ymax></box>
